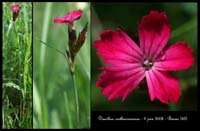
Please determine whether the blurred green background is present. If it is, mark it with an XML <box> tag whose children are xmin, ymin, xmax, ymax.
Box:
<box><xmin>91</xmin><ymin>3</ymin><xmax>197</xmax><ymax>111</ymax></box>
<box><xmin>33</xmin><ymin>2</ymin><xmax>90</xmax><ymax>128</ymax></box>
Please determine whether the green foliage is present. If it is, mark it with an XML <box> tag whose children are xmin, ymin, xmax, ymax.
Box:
<box><xmin>2</xmin><ymin>2</ymin><xmax>32</xmax><ymax>129</ymax></box>
<box><xmin>33</xmin><ymin>2</ymin><xmax>90</xmax><ymax>128</ymax></box>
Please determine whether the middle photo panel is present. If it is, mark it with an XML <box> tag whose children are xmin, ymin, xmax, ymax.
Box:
<box><xmin>33</xmin><ymin>2</ymin><xmax>90</xmax><ymax>129</ymax></box>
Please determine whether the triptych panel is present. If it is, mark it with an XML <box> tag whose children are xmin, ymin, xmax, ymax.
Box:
<box><xmin>1</xmin><ymin>2</ymin><xmax>198</xmax><ymax>129</ymax></box>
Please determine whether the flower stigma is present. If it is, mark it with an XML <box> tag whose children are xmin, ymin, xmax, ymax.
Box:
<box><xmin>143</xmin><ymin>58</ymin><xmax>154</xmax><ymax>70</ymax></box>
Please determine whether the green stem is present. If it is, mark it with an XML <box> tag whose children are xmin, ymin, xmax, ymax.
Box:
<box><xmin>14</xmin><ymin>23</ymin><xmax>17</xmax><ymax>34</ymax></box>
<box><xmin>72</xmin><ymin>73</ymin><xmax>80</xmax><ymax>128</ymax></box>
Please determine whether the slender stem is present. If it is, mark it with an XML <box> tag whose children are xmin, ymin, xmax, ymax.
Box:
<box><xmin>72</xmin><ymin>73</ymin><xmax>80</xmax><ymax>128</ymax></box>
<box><xmin>14</xmin><ymin>23</ymin><xmax>17</xmax><ymax>34</ymax></box>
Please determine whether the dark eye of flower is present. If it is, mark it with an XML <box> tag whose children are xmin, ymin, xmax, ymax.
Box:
<box><xmin>143</xmin><ymin>58</ymin><xmax>154</xmax><ymax>70</ymax></box>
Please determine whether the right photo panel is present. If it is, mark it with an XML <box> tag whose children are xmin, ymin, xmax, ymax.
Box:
<box><xmin>91</xmin><ymin>3</ymin><xmax>197</xmax><ymax>113</ymax></box>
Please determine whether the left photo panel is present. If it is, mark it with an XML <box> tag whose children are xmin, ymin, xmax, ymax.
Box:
<box><xmin>2</xmin><ymin>2</ymin><xmax>32</xmax><ymax>129</ymax></box>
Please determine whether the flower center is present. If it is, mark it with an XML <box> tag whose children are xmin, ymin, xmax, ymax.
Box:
<box><xmin>143</xmin><ymin>58</ymin><xmax>154</xmax><ymax>70</ymax></box>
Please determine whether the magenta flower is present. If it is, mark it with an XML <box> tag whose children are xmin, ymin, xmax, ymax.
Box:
<box><xmin>94</xmin><ymin>11</ymin><xmax>194</xmax><ymax>104</ymax></box>
<box><xmin>11</xmin><ymin>4</ymin><xmax>21</xmax><ymax>22</ymax></box>
<box><xmin>53</xmin><ymin>9</ymin><xmax>87</xmax><ymax>75</ymax></box>
<box><xmin>11</xmin><ymin>4</ymin><xmax>21</xmax><ymax>12</ymax></box>
<box><xmin>54</xmin><ymin>9</ymin><xmax>83</xmax><ymax>25</ymax></box>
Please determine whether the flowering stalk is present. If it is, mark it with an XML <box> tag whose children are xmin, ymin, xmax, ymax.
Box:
<box><xmin>66</xmin><ymin>23</ymin><xmax>87</xmax><ymax>127</ymax></box>
<box><xmin>7</xmin><ymin>4</ymin><xmax>21</xmax><ymax>36</ymax></box>
<box><xmin>11</xmin><ymin>4</ymin><xmax>21</xmax><ymax>21</ymax></box>
<box><xmin>54</xmin><ymin>9</ymin><xmax>87</xmax><ymax>127</ymax></box>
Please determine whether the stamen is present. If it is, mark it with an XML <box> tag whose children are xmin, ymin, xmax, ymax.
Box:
<box><xmin>143</xmin><ymin>58</ymin><xmax>154</xmax><ymax>70</ymax></box>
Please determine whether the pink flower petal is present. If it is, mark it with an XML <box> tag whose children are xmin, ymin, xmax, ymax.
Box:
<box><xmin>122</xmin><ymin>71</ymin><xmax>145</xmax><ymax>101</ymax></box>
<box><xmin>97</xmin><ymin>48</ymin><xmax>140</xmax><ymax>64</ymax></box>
<box><xmin>117</xmin><ymin>29</ymin><xmax>143</xmax><ymax>57</ymax></box>
<box><xmin>146</xmin><ymin>68</ymin><xmax>181</xmax><ymax>104</ymax></box>
<box><xmin>54</xmin><ymin>9</ymin><xmax>83</xmax><ymax>25</ymax></box>
<box><xmin>145</xmin><ymin>70</ymin><xmax>155</xmax><ymax>101</ymax></box>
<box><xmin>100</xmin><ymin>63</ymin><xmax>142</xmax><ymax>72</ymax></box>
<box><xmin>54</xmin><ymin>17</ymin><xmax>65</xmax><ymax>23</ymax></box>
<box><xmin>99</xmin><ymin>29</ymin><xmax>143</xmax><ymax>56</ymax></box>
<box><xmin>96</xmin><ymin>65</ymin><xmax>144</xmax><ymax>90</ymax></box>
<box><xmin>63</xmin><ymin>9</ymin><xmax>83</xmax><ymax>22</ymax></box>
<box><xmin>11</xmin><ymin>4</ymin><xmax>21</xmax><ymax>12</ymax></box>
<box><xmin>94</xmin><ymin>29</ymin><xmax>143</xmax><ymax>65</ymax></box>
<box><xmin>98</xmin><ymin>69</ymin><xmax>145</xmax><ymax>101</ymax></box>
<box><xmin>138</xmin><ymin>11</ymin><xmax>170</xmax><ymax>59</ymax></box>
<box><xmin>99</xmin><ymin>66</ymin><xmax>144</xmax><ymax>81</ymax></box>
<box><xmin>94</xmin><ymin>28</ymin><xmax>146</xmax><ymax>101</ymax></box>
<box><xmin>95</xmin><ymin>40</ymin><xmax>141</xmax><ymax>63</ymax></box>
<box><xmin>154</xmin><ymin>42</ymin><xmax>194</xmax><ymax>71</ymax></box>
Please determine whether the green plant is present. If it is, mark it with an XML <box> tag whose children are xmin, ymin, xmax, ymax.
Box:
<box><xmin>2</xmin><ymin>2</ymin><xmax>32</xmax><ymax>129</ymax></box>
